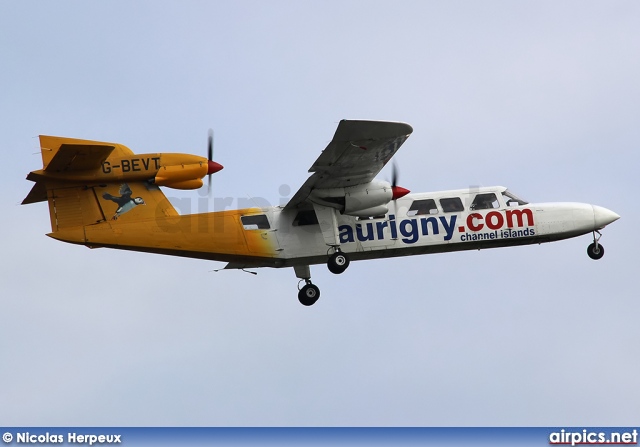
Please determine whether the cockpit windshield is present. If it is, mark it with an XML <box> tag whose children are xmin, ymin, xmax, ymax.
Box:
<box><xmin>502</xmin><ymin>190</ymin><xmax>528</xmax><ymax>206</ymax></box>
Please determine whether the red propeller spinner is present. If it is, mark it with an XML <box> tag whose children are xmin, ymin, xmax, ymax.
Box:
<box><xmin>207</xmin><ymin>160</ymin><xmax>223</xmax><ymax>174</ymax></box>
<box><xmin>391</xmin><ymin>185</ymin><xmax>410</xmax><ymax>200</ymax></box>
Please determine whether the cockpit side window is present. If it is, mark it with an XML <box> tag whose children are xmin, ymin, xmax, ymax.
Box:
<box><xmin>407</xmin><ymin>199</ymin><xmax>438</xmax><ymax>216</ymax></box>
<box><xmin>440</xmin><ymin>197</ymin><xmax>464</xmax><ymax>213</ymax></box>
<box><xmin>502</xmin><ymin>190</ymin><xmax>528</xmax><ymax>206</ymax></box>
<box><xmin>241</xmin><ymin>214</ymin><xmax>270</xmax><ymax>230</ymax></box>
<box><xmin>470</xmin><ymin>193</ymin><xmax>500</xmax><ymax>211</ymax></box>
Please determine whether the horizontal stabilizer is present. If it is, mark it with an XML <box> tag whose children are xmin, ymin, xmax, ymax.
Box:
<box><xmin>45</xmin><ymin>144</ymin><xmax>115</xmax><ymax>172</ymax></box>
<box><xmin>22</xmin><ymin>182</ymin><xmax>47</xmax><ymax>204</ymax></box>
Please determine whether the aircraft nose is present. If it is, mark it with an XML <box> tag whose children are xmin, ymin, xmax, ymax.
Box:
<box><xmin>592</xmin><ymin>205</ymin><xmax>620</xmax><ymax>229</ymax></box>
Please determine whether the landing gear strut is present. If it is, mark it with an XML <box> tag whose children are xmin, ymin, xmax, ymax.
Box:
<box><xmin>312</xmin><ymin>204</ymin><xmax>351</xmax><ymax>275</ymax></box>
<box><xmin>587</xmin><ymin>230</ymin><xmax>605</xmax><ymax>260</ymax></box>
<box><xmin>327</xmin><ymin>248</ymin><xmax>350</xmax><ymax>274</ymax></box>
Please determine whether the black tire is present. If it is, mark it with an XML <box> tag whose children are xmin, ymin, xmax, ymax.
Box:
<box><xmin>327</xmin><ymin>251</ymin><xmax>350</xmax><ymax>274</ymax></box>
<box><xmin>587</xmin><ymin>242</ymin><xmax>605</xmax><ymax>260</ymax></box>
<box><xmin>298</xmin><ymin>284</ymin><xmax>320</xmax><ymax>306</ymax></box>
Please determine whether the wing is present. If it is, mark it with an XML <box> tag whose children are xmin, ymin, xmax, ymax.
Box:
<box><xmin>118</xmin><ymin>183</ymin><xmax>132</xmax><ymax>197</ymax></box>
<box><xmin>284</xmin><ymin>120</ymin><xmax>413</xmax><ymax>210</ymax></box>
<box><xmin>102</xmin><ymin>193</ymin><xmax>117</xmax><ymax>202</ymax></box>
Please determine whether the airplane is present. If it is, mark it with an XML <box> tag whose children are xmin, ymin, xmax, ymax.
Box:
<box><xmin>22</xmin><ymin>120</ymin><xmax>620</xmax><ymax>306</ymax></box>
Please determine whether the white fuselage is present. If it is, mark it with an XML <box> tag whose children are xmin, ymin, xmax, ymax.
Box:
<box><xmin>255</xmin><ymin>186</ymin><xmax>619</xmax><ymax>268</ymax></box>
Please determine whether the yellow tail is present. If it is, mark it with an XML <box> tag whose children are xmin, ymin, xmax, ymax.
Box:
<box><xmin>23</xmin><ymin>136</ymin><xmax>178</xmax><ymax>240</ymax></box>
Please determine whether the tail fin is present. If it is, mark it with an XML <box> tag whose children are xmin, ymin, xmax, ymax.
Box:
<box><xmin>46</xmin><ymin>182</ymin><xmax>178</xmax><ymax>232</ymax></box>
<box><xmin>46</xmin><ymin>183</ymin><xmax>106</xmax><ymax>231</ymax></box>
<box><xmin>22</xmin><ymin>135</ymin><xmax>134</xmax><ymax>205</ymax></box>
<box><xmin>23</xmin><ymin>136</ymin><xmax>178</xmax><ymax>242</ymax></box>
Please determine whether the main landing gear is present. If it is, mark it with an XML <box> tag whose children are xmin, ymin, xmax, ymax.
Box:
<box><xmin>293</xmin><ymin>204</ymin><xmax>353</xmax><ymax>304</ymax></box>
<box><xmin>293</xmin><ymin>248</ymin><xmax>351</xmax><ymax>306</ymax></box>
<box><xmin>587</xmin><ymin>230</ymin><xmax>605</xmax><ymax>260</ymax></box>
<box><xmin>327</xmin><ymin>248</ymin><xmax>350</xmax><ymax>274</ymax></box>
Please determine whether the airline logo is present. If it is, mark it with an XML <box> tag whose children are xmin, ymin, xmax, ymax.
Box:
<box><xmin>459</xmin><ymin>209</ymin><xmax>535</xmax><ymax>242</ymax></box>
<box><xmin>338</xmin><ymin>209</ymin><xmax>535</xmax><ymax>245</ymax></box>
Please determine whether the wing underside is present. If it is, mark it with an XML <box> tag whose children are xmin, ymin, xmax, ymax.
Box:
<box><xmin>285</xmin><ymin>120</ymin><xmax>413</xmax><ymax>210</ymax></box>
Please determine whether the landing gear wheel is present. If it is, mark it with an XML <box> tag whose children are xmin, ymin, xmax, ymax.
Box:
<box><xmin>328</xmin><ymin>251</ymin><xmax>350</xmax><ymax>274</ymax></box>
<box><xmin>587</xmin><ymin>242</ymin><xmax>604</xmax><ymax>260</ymax></box>
<box><xmin>298</xmin><ymin>283</ymin><xmax>320</xmax><ymax>306</ymax></box>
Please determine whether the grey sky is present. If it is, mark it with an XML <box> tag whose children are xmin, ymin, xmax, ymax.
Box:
<box><xmin>1</xmin><ymin>1</ymin><xmax>638</xmax><ymax>426</ymax></box>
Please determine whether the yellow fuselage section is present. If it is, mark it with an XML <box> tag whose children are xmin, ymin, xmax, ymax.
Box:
<box><xmin>49</xmin><ymin>208</ymin><xmax>279</xmax><ymax>265</ymax></box>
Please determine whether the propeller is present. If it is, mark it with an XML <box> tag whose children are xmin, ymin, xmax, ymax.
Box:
<box><xmin>390</xmin><ymin>161</ymin><xmax>410</xmax><ymax>215</ymax></box>
<box><xmin>206</xmin><ymin>129</ymin><xmax>223</xmax><ymax>194</ymax></box>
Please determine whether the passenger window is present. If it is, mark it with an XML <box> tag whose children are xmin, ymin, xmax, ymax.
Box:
<box><xmin>407</xmin><ymin>199</ymin><xmax>438</xmax><ymax>216</ymax></box>
<box><xmin>241</xmin><ymin>214</ymin><xmax>270</xmax><ymax>230</ymax></box>
<box><xmin>470</xmin><ymin>193</ymin><xmax>500</xmax><ymax>210</ymax></box>
<box><xmin>440</xmin><ymin>197</ymin><xmax>464</xmax><ymax>213</ymax></box>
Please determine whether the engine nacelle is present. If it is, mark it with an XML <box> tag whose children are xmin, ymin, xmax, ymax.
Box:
<box><xmin>154</xmin><ymin>163</ymin><xmax>208</xmax><ymax>189</ymax></box>
<box><xmin>346</xmin><ymin>205</ymin><xmax>389</xmax><ymax>217</ymax></box>
<box><xmin>159</xmin><ymin>179</ymin><xmax>204</xmax><ymax>190</ymax></box>
<box><xmin>344</xmin><ymin>181</ymin><xmax>392</xmax><ymax>214</ymax></box>
<box><xmin>310</xmin><ymin>180</ymin><xmax>393</xmax><ymax>217</ymax></box>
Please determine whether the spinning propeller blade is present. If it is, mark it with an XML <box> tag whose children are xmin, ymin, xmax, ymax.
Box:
<box><xmin>390</xmin><ymin>161</ymin><xmax>410</xmax><ymax>215</ymax></box>
<box><xmin>206</xmin><ymin>129</ymin><xmax>223</xmax><ymax>195</ymax></box>
<box><xmin>208</xmin><ymin>129</ymin><xmax>213</xmax><ymax>194</ymax></box>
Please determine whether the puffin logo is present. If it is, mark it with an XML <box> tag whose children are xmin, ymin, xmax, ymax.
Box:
<box><xmin>102</xmin><ymin>183</ymin><xmax>145</xmax><ymax>220</ymax></box>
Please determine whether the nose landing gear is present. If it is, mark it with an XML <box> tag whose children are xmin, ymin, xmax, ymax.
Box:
<box><xmin>298</xmin><ymin>280</ymin><xmax>320</xmax><ymax>306</ymax></box>
<box><xmin>587</xmin><ymin>230</ymin><xmax>605</xmax><ymax>260</ymax></box>
<box><xmin>294</xmin><ymin>264</ymin><xmax>320</xmax><ymax>306</ymax></box>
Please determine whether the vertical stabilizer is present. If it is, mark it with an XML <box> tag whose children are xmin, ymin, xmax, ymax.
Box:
<box><xmin>23</xmin><ymin>136</ymin><xmax>179</xmax><ymax>242</ymax></box>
